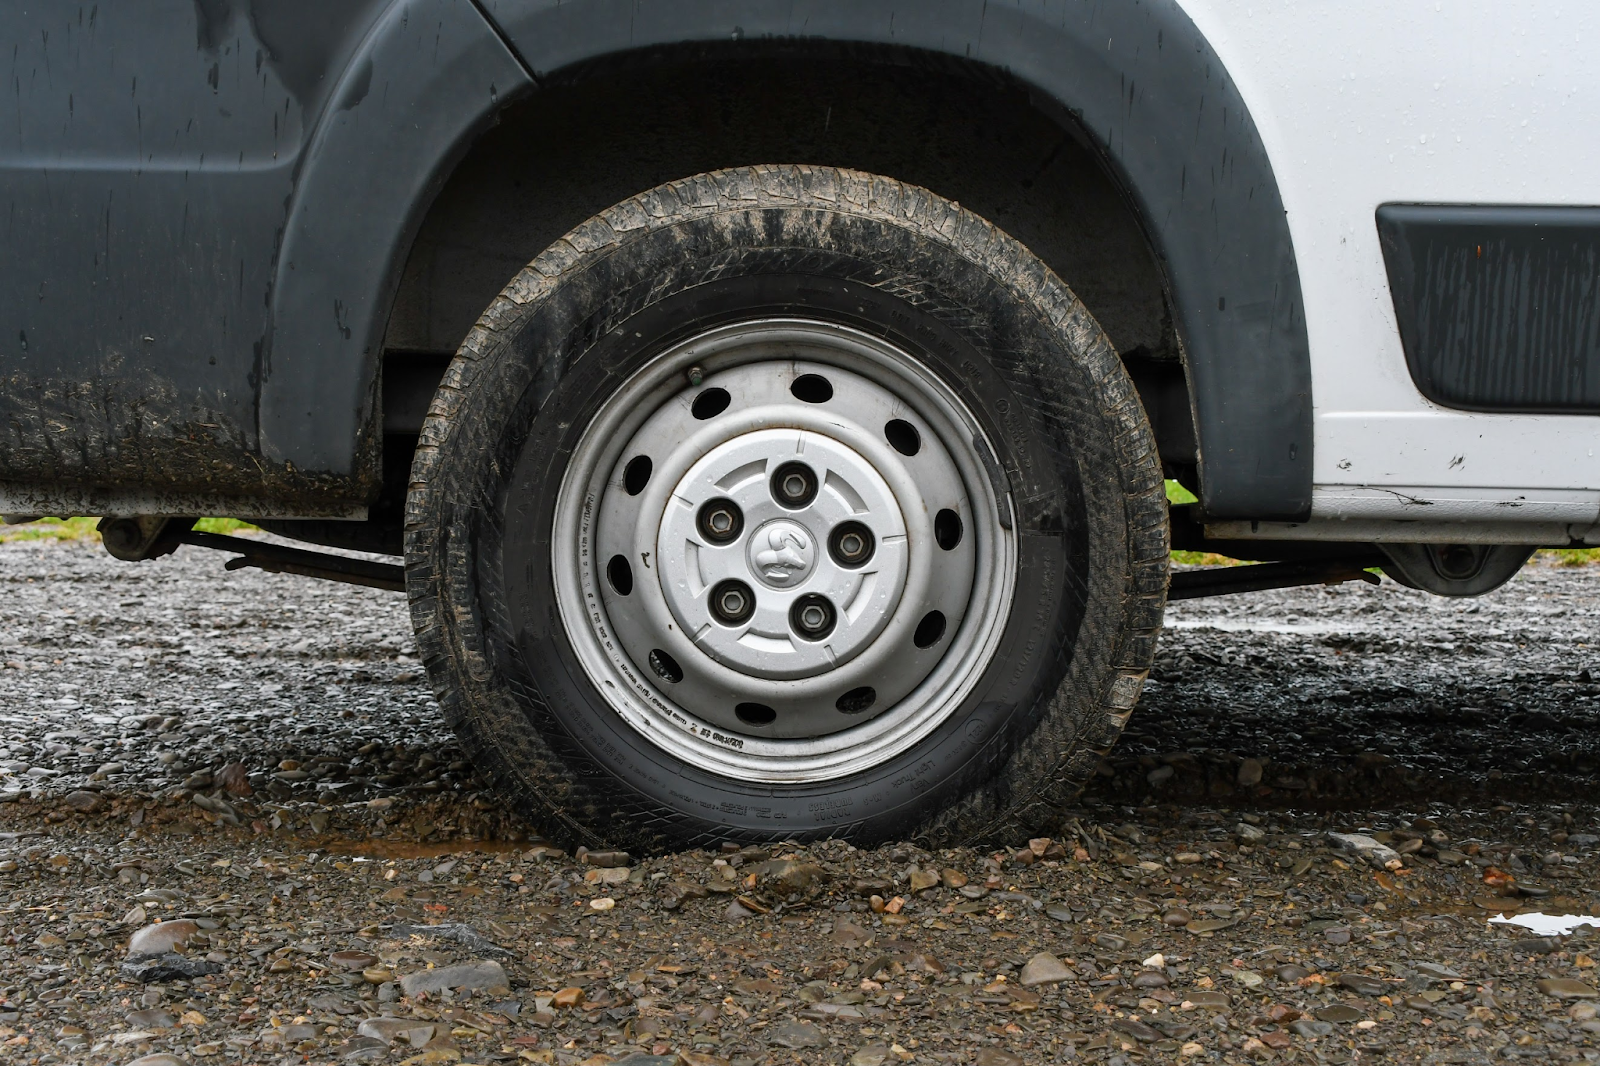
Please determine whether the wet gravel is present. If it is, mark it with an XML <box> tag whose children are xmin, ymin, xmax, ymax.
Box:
<box><xmin>1</xmin><ymin>538</ymin><xmax>1598</xmax><ymax>1066</ymax></box>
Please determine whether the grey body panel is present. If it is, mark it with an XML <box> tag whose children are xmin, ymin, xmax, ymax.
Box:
<box><xmin>0</xmin><ymin>0</ymin><xmax>1309</xmax><ymax>521</ymax></box>
<box><xmin>1377</xmin><ymin>204</ymin><xmax>1600</xmax><ymax>413</ymax></box>
<box><xmin>0</xmin><ymin>0</ymin><xmax>529</xmax><ymax>515</ymax></box>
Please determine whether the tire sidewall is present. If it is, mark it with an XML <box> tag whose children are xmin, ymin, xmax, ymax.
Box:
<box><xmin>409</xmin><ymin>170</ymin><xmax>1162</xmax><ymax>850</ymax></box>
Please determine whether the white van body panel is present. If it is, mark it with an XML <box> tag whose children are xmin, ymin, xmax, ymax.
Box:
<box><xmin>1179</xmin><ymin>0</ymin><xmax>1600</xmax><ymax>533</ymax></box>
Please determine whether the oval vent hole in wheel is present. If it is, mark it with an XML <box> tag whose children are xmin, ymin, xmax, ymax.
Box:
<box><xmin>934</xmin><ymin>508</ymin><xmax>963</xmax><ymax>550</ymax></box>
<box><xmin>885</xmin><ymin>418</ymin><xmax>921</xmax><ymax>456</ymax></box>
<box><xmin>623</xmin><ymin>455</ymin><xmax>652</xmax><ymax>495</ymax></box>
<box><xmin>648</xmin><ymin>649</ymin><xmax>682</xmax><ymax>684</ymax></box>
<box><xmin>735</xmin><ymin>702</ymin><xmax>776</xmax><ymax>726</ymax></box>
<box><xmin>836</xmin><ymin>686</ymin><xmax>876</xmax><ymax>714</ymax></box>
<box><xmin>914</xmin><ymin>610</ymin><xmax>946</xmax><ymax>649</ymax></box>
<box><xmin>606</xmin><ymin>555</ymin><xmax>633</xmax><ymax>596</ymax></box>
<box><xmin>790</xmin><ymin>374</ymin><xmax>833</xmax><ymax>403</ymax></box>
<box><xmin>691</xmin><ymin>387</ymin><xmax>731</xmax><ymax>419</ymax></box>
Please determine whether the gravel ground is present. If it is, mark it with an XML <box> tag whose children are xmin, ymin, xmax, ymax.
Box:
<box><xmin>1</xmin><ymin>537</ymin><xmax>1597</xmax><ymax>1066</ymax></box>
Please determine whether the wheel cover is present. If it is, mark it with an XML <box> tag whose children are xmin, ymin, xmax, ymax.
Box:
<box><xmin>551</xmin><ymin>320</ymin><xmax>1016</xmax><ymax>783</ymax></box>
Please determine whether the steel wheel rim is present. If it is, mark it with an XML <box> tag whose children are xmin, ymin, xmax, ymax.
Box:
<box><xmin>551</xmin><ymin>319</ymin><xmax>1016</xmax><ymax>783</ymax></box>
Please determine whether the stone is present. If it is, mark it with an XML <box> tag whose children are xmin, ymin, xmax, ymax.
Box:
<box><xmin>124</xmin><ymin>1056</ymin><xmax>193</xmax><ymax>1066</ymax></box>
<box><xmin>851</xmin><ymin>1046</ymin><xmax>890</xmax><ymax>1066</ymax></box>
<box><xmin>830</xmin><ymin>921</ymin><xmax>870</xmax><ymax>947</ymax></box>
<box><xmin>1316</xmin><ymin>1004</ymin><xmax>1365</xmax><ymax>1023</ymax></box>
<box><xmin>1327</xmin><ymin>832</ymin><xmax>1403</xmax><ymax>870</ymax></box>
<box><xmin>767</xmin><ymin>1020</ymin><xmax>823</xmax><ymax>1048</ymax></box>
<box><xmin>1237</xmin><ymin>758</ymin><xmax>1264</xmax><ymax>787</ymax></box>
<box><xmin>398</xmin><ymin>960</ymin><xmax>510</xmax><ymax>996</ymax></box>
<box><xmin>1113</xmin><ymin>1018</ymin><xmax>1162</xmax><ymax>1042</ymax></box>
<box><xmin>1236</xmin><ymin>822</ymin><xmax>1265</xmax><ymax>844</ymax></box>
<box><xmin>62</xmin><ymin>789</ymin><xmax>104</xmax><ymax>812</ymax></box>
<box><xmin>338</xmin><ymin>1036</ymin><xmax>388</xmax><ymax>1062</ymax></box>
<box><xmin>127</xmin><ymin>919</ymin><xmax>198</xmax><ymax>958</ymax></box>
<box><xmin>1182</xmin><ymin>992</ymin><xmax>1231</xmax><ymax>1010</ymax></box>
<box><xmin>755</xmin><ymin>859</ymin><xmax>828</xmax><ymax>900</ymax></box>
<box><xmin>1336</xmin><ymin>973</ymin><xmax>1387</xmax><ymax>997</ymax></box>
<box><xmin>1537</xmin><ymin>979</ymin><xmax>1599</xmax><ymax>999</ymax></box>
<box><xmin>356</xmin><ymin>1018</ymin><xmax>435</xmax><ymax>1046</ymax></box>
<box><xmin>578</xmin><ymin>848</ymin><xmax>631</xmax><ymax>868</ymax></box>
<box><xmin>1290</xmin><ymin>1018</ymin><xmax>1335</xmax><ymax>1038</ymax></box>
<box><xmin>214</xmin><ymin>762</ymin><xmax>252</xmax><ymax>796</ymax></box>
<box><xmin>1163</xmin><ymin>908</ymin><xmax>1193</xmax><ymax>926</ymax></box>
<box><xmin>121</xmin><ymin>954</ymin><xmax>221</xmax><ymax>982</ymax></box>
<box><xmin>974</xmin><ymin>1051</ymin><xmax>1023</xmax><ymax>1066</ymax></box>
<box><xmin>1018</xmin><ymin>951</ymin><xmax>1073</xmax><ymax>986</ymax></box>
<box><xmin>940</xmin><ymin>868</ymin><xmax>968</xmax><ymax>889</ymax></box>
<box><xmin>330</xmin><ymin>950</ymin><xmax>378</xmax><ymax>970</ymax></box>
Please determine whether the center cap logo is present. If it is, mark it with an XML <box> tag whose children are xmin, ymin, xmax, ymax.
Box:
<box><xmin>748</xmin><ymin>520</ymin><xmax>816</xmax><ymax>588</ymax></box>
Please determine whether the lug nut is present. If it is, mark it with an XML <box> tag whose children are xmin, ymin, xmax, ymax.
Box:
<box><xmin>709</xmin><ymin>579</ymin><xmax>755</xmax><ymax>625</ymax></box>
<box><xmin>789</xmin><ymin>593</ymin><xmax>836</xmax><ymax>640</ymax></box>
<box><xmin>828</xmin><ymin>521</ymin><xmax>875</xmax><ymax>568</ymax></box>
<box><xmin>770</xmin><ymin>461</ymin><xmax>818</xmax><ymax>508</ymax></box>
<box><xmin>696</xmin><ymin>498</ymin><xmax>744</xmax><ymax>544</ymax></box>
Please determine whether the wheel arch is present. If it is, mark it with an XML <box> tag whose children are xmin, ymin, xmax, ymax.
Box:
<box><xmin>270</xmin><ymin>0</ymin><xmax>1311</xmax><ymax>522</ymax></box>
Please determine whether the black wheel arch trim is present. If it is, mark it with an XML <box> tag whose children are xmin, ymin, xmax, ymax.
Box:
<box><xmin>267</xmin><ymin>0</ymin><xmax>1311</xmax><ymax>521</ymax></box>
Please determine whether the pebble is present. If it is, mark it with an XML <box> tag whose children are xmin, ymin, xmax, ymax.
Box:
<box><xmin>61</xmin><ymin>789</ymin><xmax>104</xmax><ymax>812</ymax></box>
<box><xmin>1018</xmin><ymin>951</ymin><xmax>1073</xmax><ymax>986</ymax></box>
<box><xmin>330</xmin><ymin>950</ymin><xmax>378</xmax><ymax>969</ymax></box>
<box><xmin>973</xmin><ymin>1050</ymin><xmax>1023</xmax><ymax>1066</ymax></box>
<box><xmin>356</xmin><ymin>1018</ymin><xmax>435</xmax><ymax>1046</ymax></box>
<box><xmin>1538</xmin><ymin>979</ymin><xmax>1600</xmax><ymax>999</ymax></box>
<box><xmin>126</xmin><ymin>920</ymin><xmax>198</xmax><ymax>958</ymax></box>
<box><xmin>1316</xmin><ymin>1004</ymin><xmax>1365</xmax><ymax>1023</ymax></box>
<box><xmin>397</xmin><ymin>960</ymin><xmax>509</xmax><ymax>996</ymax></box>
<box><xmin>1327</xmin><ymin>832</ymin><xmax>1403</xmax><ymax>870</ymax></box>
<box><xmin>767</xmin><ymin>1020</ymin><xmax>823</xmax><ymax>1048</ymax></box>
<box><xmin>1336</xmin><ymin>972</ymin><xmax>1387</xmax><ymax>997</ymax></box>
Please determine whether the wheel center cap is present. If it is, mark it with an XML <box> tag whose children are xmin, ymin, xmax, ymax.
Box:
<box><xmin>748</xmin><ymin>519</ymin><xmax>817</xmax><ymax>588</ymax></box>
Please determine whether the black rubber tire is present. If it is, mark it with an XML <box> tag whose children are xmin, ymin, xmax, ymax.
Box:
<box><xmin>406</xmin><ymin>165</ymin><xmax>1167</xmax><ymax>853</ymax></box>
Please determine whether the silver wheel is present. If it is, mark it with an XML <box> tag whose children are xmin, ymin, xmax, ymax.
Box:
<box><xmin>552</xmin><ymin>319</ymin><xmax>1017</xmax><ymax>783</ymax></box>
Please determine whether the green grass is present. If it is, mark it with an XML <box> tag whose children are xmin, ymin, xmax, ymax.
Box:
<box><xmin>1541</xmin><ymin>547</ymin><xmax>1600</xmax><ymax>566</ymax></box>
<box><xmin>0</xmin><ymin>516</ymin><xmax>257</xmax><ymax>544</ymax></box>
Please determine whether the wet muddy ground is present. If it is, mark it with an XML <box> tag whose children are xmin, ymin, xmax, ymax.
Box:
<box><xmin>0</xmin><ymin>538</ymin><xmax>1596</xmax><ymax>1066</ymax></box>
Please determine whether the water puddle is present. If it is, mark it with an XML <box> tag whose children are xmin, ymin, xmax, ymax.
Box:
<box><xmin>1488</xmin><ymin>912</ymin><xmax>1600</xmax><ymax>936</ymax></box>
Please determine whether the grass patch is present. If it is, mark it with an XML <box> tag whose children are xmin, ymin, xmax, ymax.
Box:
<box><xmin>192</xmin><ymin>517</ymin><xmax>258</xmax><ymax>535</ymax></box>
<box><xmin>1540</xmin><ymin>547</ymin><xmax>1600</xmax><ymax>567</ymax></box>
<box><xmin>1164</xmin><ymin>479</ymin><xmax>1198</xmax><ymax>505</ymax></box>
<box><xmin>0</xmin><ymin>516</ymin><xmax>258</xmax><ymax>544</ymax></box>
<box><xmin>0</xmin><ymin>516</ymin><xmax>103</xmax><ymax>543</ymax></box>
